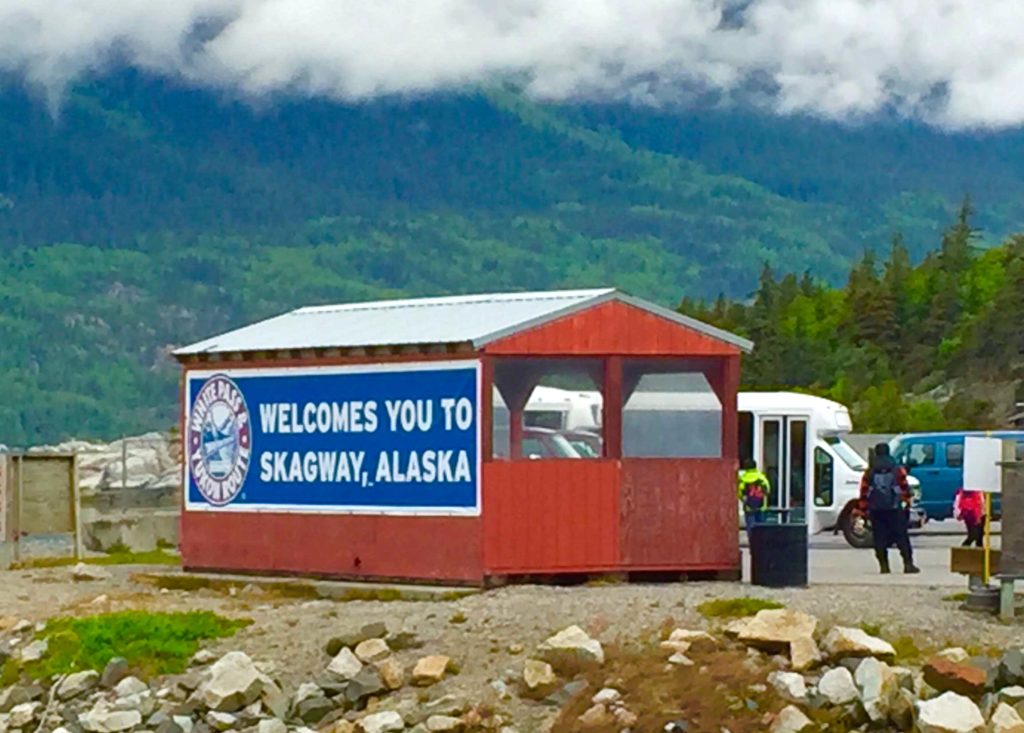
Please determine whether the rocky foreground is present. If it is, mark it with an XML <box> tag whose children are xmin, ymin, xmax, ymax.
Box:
<box><xmin>2</xmin><ymin>603</ymin><xmax>1024</xmax><ymax>733</ymax></box>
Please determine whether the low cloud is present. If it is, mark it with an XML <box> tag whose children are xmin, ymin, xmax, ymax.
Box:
<box><xmin>0</xmin><ymin>0</ymin><xmax>1021</xmax><ymax>128</ymax></box>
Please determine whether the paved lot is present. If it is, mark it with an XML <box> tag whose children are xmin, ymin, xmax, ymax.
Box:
<box><xmin>742</xmin><ymin>520</ymin><xmax>1002</xmax><ymax>588</ymax></box>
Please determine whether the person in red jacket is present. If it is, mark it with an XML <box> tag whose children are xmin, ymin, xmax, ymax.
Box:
<box><xmin>954</xmin><ymin>487</ymin><xmax>985</xmax><ymax>548</ymax></box>
<box><xmin>859</xmin><ymin>443</ymin><xmax>920</xmax><ymax>574</ymax></box>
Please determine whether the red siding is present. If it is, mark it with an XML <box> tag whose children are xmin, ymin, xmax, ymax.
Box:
<box><xmin>181</xmin><ymin>512</ymin><xmax>484</xmax><ymax>583</ymax></box>
<box><xmin>485</xmin><ymin>300</ymin><xmax>741</xmax><ymax>357</ymax></box>
<box><xmin>619</xmin><ymin>459</ymin><xmax>740</xmax><ymax>570</ymax></box>
<box><xmin>483</xmin><ymin>460</ymin><xmax>620</xmax><ymax>573</ymax></box>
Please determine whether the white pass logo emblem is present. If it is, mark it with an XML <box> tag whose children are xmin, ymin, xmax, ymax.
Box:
<box><xmin>188</xmin><ymin>375</ymin><xmax>251</xmax><ymax>506</ymax></box>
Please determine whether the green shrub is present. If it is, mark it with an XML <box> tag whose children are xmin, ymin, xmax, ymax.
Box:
<box><xmin>27</xmin><ymin>611</ymin><xmax>250</xmax><ymax>679</ymax></box>
<box><xmin>697</xmin><ymin>597</ymin><xmax>783</xmax><ymax>619</ymax></box>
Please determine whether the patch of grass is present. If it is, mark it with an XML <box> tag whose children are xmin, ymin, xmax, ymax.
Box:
<box><xmin>13</xmin><ymin>549</ymin><xmax>180</xmax><ymax>569</ymax></box>
<box><xmin>892</xmin><ymin>636</ymin><xmax>923</xmax><ymax>663</ymax></box>
<box><xmin>942</xmin><ymin>592</ymin><xmax>969</xmax><ymax>603</ymax></box>
<box><xmin>26</xmin><ymin>611</ymin><xmax>250</xmax><ymax>679</ymax></box>
<box><xmin>156</xmin><ymin>538</ymin><xmax>177</xmax><ymax>550</ymax></box>
<box><xmin>449</xmin><ymin>612</ymin><xmax>467</xmax><ymax>625</ymax></box>
<box><xmin>860</xmin><ymin>622</ymin><xmax>884</xmax><ymax>638</ymax></box>
<box><xmin>697</xmin><ymin>597</ymin><xmax>783</xmax><ymax>619</ymax></box>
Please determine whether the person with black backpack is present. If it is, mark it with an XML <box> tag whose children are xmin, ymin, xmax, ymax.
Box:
<box><xmin>858</xmin><ymin>443</ymin><xmax>921</xmax><ymax>574</ymax></box>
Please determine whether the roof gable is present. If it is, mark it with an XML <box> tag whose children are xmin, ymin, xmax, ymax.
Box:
<box><xmin>482</xmin><ymin>299</ymin><xmax>746</xmax><ymax>356</ymax></box>
<box><xmin>174</xmin><ymin>288</ymin><xmax>751</xmax><ymax>357</ymax></box>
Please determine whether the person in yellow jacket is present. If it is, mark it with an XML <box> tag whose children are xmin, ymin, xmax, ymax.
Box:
<box><xmin>738</xmin><ymin>458</ymin><xmax>771</xmax><ymax>532</ymax></box>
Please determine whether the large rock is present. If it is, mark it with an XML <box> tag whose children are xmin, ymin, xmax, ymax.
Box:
<box><xmin>916</xmin><ymin>692</ymin><xmax>985</xmax><ymax>733</ymax></box>
<box><xmin>818</xmin><ymin>667</ymin><xmax>859</xmax><ymax>706</ymax></box>
<box><xmin>8</xmin><ymin>702</ymin><xmax>40</xmax><ymax>729</ymax></box>
<box><xmin>768</xmin><ymin>671</ymin><xmax>807</xmax><ymax>703</ymax></box>
<box><xmin>855</xmin><ymin>657</ymin><xmax>899</xmax><ymax>723</ymax></box>
<box><xmin>992</xmin><ymin>703</ymin><xmax>1024</xmax><ymax>733</ymax></box>
<box><xmin>578</xmin><ymin>703</ymin><xmax>613</xmax><ymax>729</ymax></box>
<box><xmin>537</xmin><ymin>626</ymin><xmax>604</xmax><ymax>669</ymax></box>
<box><xmin>57</xmin><ymin>670</ymin><xmax>101</xmax><ymax>700</ymax></box>
<box><xmin>666</xmin><ymin>629</ymin><xmax>718</xmax><ymax>654</ymax></box>
<box><xmin>412</xmin><ymin>656</ymin><xmax>451</xmax><ymax>686</ymax></box>
<box><xmin>358</xmin><ymin>711</ymin><xmax>405</xmax><ymax>733</ymax></box>
<box><xmin>258</xmin><ymin>674</ymin><xmax>289</xmax><ymax>718</ymax></box>
<box><xmin>938</xmin><ymin>648</ymin><xmax>972</xmax><ymax>665</ymax></box>
<box><xmin>376</xmin><ymin>658</ymin><xmax>405</xmax><ymax>691</ymax></box>
<box><xmin>522</xmin><ymin>659</ymin><xmax>558</xmax><ymax>696</ymax></box>
<box><xmin>345</xmin><ymin>667</ymin><xmax>386</xmax><ymax>704</ymax></box>
<box><xmin>425</xmin><ymin>716</ymin><xmax>464</xmax><ymax>732</ymax></box>
<box><xmin>199</xmin><ymin>652</ymin><xmax>264</xmax><ymax>713</ymax></box>
<box><xmin>924</xmin><ymin>656</ymin><xmax>988</xmax><ymax>697</ymax></box>
<box><xmin>80</xmin><ymin>702</ymin><xmax>144</xmax><ymax>733</ymax></box>
<box><xmin>0</xmin><ymin>685</ymin><xmax>31</xmax><ymax>713</ymax></box>
<box><xmin>325</xmin><ymin>623</ymin><xmax>389</xmax><ymax>657</ymax></box>
<box><xmin>354</xmin><ymin>639</ymin><xmax>390</xmax><ymax>664</ymax></box>
<box><xmin>822</xmin><ymin>627</ymin><xmax>896</xmax><ymax>661</ymax></box>
<box><xmin>327</xmin><ymin>648</ymin><xmax>364</xmax><ymax>681</ymax></box>
<box><xmin>19</xmin><ymin>639</ymin><xmax>48</xmax><ymax>663</ymax></box>
<box><xmin>770</xmin><ymin>705</ymin><xmax>813</xmax><ymax>733</ymax></box>
<box><xmin>737</xmin><ymin>606</ymin><xmax>815</xmax><ymax>671</ymax></box>
<box><xmin>295</xmin><ymin>695</ymin><xmax>334</xmax><ymax>725</ymax></box>
<box><xmin>101</xmin><ymin>658</ymin><xmax>131</xmax><ymax>689</ymax></box>
<box><xmin>789</xmin><ymin>636</ymin><xmax>822</xmax><ymax>672</ymax></box>
<box><xmin>257</xmin><ymin>720</ymin><xmax>287</xmax><ymax>733</ymax></box>
<box><xmin>1001</xmin><ymin>651</ymin><xmax>1024</xmax><ymax>688</ymax></box>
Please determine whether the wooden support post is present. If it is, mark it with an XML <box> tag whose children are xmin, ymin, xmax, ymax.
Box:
<box><xmin>603</xmin><ymin>357</ymin><xmax>623</xmax><ymax>459</ymax></box>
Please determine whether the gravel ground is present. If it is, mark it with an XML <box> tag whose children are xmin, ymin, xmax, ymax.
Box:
<box><xmin>2</xmin><ymin>566</ymin><xmax>1021</xmax><ymax>727</ymax></box>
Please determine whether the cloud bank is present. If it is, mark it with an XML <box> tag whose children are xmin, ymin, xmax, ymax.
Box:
<box><xmin>0</xmin><ymin>0</ymin><xmax>1021</xmax><ymax>128</ymax></box>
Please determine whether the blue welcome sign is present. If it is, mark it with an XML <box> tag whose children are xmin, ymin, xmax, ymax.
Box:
<box><xmin>184</xmin><ymin>362</ymin><xmax>481</xmax><ymax>515</ymax></box>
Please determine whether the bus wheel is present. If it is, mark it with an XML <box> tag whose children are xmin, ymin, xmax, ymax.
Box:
<box><xmin>841</xmin><ymin>509</ymin><xmax>874</xmax><ymax>549</ymax></box>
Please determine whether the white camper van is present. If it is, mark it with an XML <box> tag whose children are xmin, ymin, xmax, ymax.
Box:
<box><xmin>523</xmin><ymin>386</ymin><xmax>602</xmax><ymax>433</ymax></box>
<box><xmin>738</xmin><ymin>391</ymin><xmax>922</xmax><ymax>545</ymax></box>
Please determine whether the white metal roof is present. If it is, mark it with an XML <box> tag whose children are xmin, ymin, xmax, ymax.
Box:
<box><xmin>174</xmin><ymin>288</ymin><xmax>752</xmax><ymax>356</ymax></box>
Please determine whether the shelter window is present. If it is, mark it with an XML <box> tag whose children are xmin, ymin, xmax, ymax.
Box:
<box><xmin>621</xmin><ymin>368</ymin><xmax>722</xmax><ymax>459</ymax></box>
<box><xmin>491</xmin><ymin>358</ymin><xmax>603</xmax><ymax>460</ymax></box>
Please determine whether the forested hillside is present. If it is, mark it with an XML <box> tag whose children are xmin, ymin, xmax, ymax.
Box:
<box><xmin>681</xmin><ymin>201</ymin><xmax>1024</xmax><ymax>432</ymax></box>
<box><xmin>5</xmin><ymin>74</ymin><xmax>1024</xmax><ymax>443</ymax></box>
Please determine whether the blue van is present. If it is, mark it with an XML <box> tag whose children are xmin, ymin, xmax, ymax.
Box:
<box><xmin>888</xmin><ymin>431</ymin><xmax>1024</xmax><ymax>521</ymax></box>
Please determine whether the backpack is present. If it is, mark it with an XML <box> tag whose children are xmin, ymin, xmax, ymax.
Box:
<box><xmin>743</xmin><ymin>480</ymin><xmax>766</xmax><ymax>511</ymax></box>
<box><xmin>867</xmin><ymin>468</ymin><xmax>902</xmax><ymax>512</ymax></box>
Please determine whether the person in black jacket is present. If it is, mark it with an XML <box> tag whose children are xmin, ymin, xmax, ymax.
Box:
<box><xmin>858</xmin><ymin>443</ymin><xmax>921</xmax><ymax>575</ymax></box>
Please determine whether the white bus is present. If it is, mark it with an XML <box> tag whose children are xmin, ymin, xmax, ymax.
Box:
<box><xmin>739</xmin><ymin>391</ymin><xmax>922</xmax><ymax>545</ymax></box>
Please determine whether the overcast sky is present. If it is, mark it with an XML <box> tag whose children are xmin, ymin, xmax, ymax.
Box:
<box><xmin>1</xmin><ymin>0</ymin><xmax>1021</xmax><ymax>129</ymax></box>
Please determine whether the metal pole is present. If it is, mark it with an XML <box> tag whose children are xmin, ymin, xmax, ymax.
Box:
<box><xmin>984</xmin><ymin>491</ymin><xmax>992</xmax><ymax>585</ymax></box>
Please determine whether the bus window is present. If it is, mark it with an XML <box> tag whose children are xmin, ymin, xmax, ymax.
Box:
<box><xmin>814</xmin><ymin>447</ymin><xmax>834</xmax><ymax>507</ymax></box>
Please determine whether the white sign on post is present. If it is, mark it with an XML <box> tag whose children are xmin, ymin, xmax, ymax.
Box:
<box><xmin>963</xmin><ymin>436</ymin><xmax>1003</xmax><ymax>493</ymax></box>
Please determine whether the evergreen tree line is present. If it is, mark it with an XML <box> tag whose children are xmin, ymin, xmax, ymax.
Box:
<box><xmin>680</xmin><ymin>199</ymin><xmax>1024</xmax><ymax>432</ymax></box>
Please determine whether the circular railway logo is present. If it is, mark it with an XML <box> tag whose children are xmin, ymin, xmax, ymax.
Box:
<box><xmin>188</xmin><ymin>375</ymin><xmax>251</xmax><ymax>506</ymax></box>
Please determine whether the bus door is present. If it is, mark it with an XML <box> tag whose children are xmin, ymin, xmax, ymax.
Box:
<box><xmin>758</xmin><ymin>415</ymin><xmax>811</xmax><ymax>525</ymax></box>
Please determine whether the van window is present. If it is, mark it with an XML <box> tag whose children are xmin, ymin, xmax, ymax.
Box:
<box><xmin>813</xmin><ymin>447</ymin><xmax>834</xmax><ymax>507</ymax></box>
<box><xmin>946</xmin><ymin>442</ymin><xmax>964</xmax><ymax>468</ymax></box>
<box><xmin>524</xmin><ymin>409</ymin><xmax>565</xmax><ymax>431</ymax></box>
<box><xmin>907</xmin><ymin>442</ymin><xmax>935</xmax><ymax>467</ymax></box>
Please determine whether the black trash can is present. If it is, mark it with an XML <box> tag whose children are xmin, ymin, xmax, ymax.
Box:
<box><xmin>748</xmin><ymin>510</ymin><xmax>808</xmax><ymax>587</ymax></box>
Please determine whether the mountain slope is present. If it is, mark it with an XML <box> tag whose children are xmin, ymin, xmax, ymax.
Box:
<box><xmin>2</xmin><ymin>75</ymin><xmax>1024</xmax><ymax>443</ymax></box>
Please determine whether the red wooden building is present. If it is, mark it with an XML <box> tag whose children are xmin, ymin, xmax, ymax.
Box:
<box><xmin>174</xmin><ymin>289</ymin><xmax>751</xmax><ymax>584</ymax></box>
